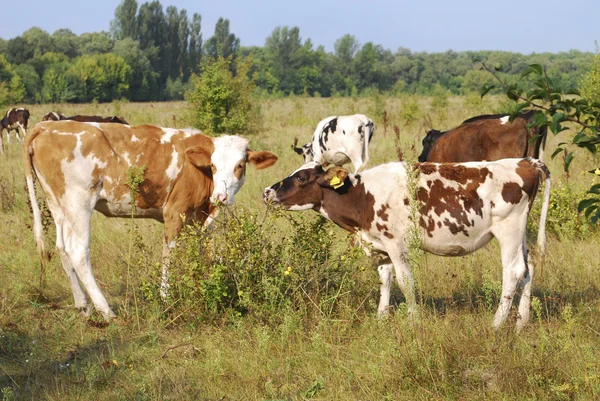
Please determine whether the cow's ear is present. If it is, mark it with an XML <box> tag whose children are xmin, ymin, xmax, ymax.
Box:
<box><xmin>185</xmin><ymin>146</ymin><xmax>212</xmax><ymax>169</ymax></box>
<box><xmin>247</xmin><ymin>149</ymin><xmax>278</xmax><ymax>170</ymax></box>
<box><xmin>318</xmin><ymin>166</ymin><xmax>348</xmax><ymax>189</ymax></box>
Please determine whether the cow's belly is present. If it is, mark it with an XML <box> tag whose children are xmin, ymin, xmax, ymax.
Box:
<box><xmin>95</xmin><ymin>198</ymin><xmax>163</xmax><ymax>220</ymax></box>
<box><xmin>422</xmin><ymin>227</ymin><xmax>494</xmax><ymax>256</ymax></box>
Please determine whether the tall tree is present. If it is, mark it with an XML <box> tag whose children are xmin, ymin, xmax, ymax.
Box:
<box><xmin>334</xmin><ymin>34</ymin><xmax>359</xmax><ymax>78</ymax></box>
<box><xmin>204</xmin><ymin>18</ymin><xmax>239</xmax><ymax>61</ymax></box>
<box><xmin>110</xmin><ymin>0</ymin><xmax>138</xmax><ymax>40</ymax></box>
<box><xmin>188</xmin><ymin>13</ymin><xmax>202</xmax><ymax>72</ymax></box>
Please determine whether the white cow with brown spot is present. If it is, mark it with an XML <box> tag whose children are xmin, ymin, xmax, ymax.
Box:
<box><xmin>25</xmin><ymin>121</ymin><xmax>278</xmax><ymax>320</ymax></box>
<box><xmin>264</xmin><ymin>158</ymin><xmax>550</xmax><ymax>331</ymax></box>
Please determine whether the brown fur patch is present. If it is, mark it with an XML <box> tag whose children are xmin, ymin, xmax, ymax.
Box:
<box><xmin>502</xmin><ymin>182</ymin><xmax>522</xmax><ymax>204</ymax></box>
<box><xmin>419</xmin><ymin>163</ymin><xmax>437</xmax><ymax>175</ymax></box>
<box><xmin>377</xmin><ymin>204</ymin><xmax>390</xmax><ymax>221</ymax></box>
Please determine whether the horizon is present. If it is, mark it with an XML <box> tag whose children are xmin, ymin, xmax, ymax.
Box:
<box><xmin>1</xmin><ymin>0</ymin><xmax>598</xmax><ymax>55</ymax></box>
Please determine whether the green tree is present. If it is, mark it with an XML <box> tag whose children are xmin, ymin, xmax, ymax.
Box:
<box><xmin>110</xmin><ymin>0</ymin><xmax>138</xmax><ymax>40</ymax></box>
<box><xmin>579</xmin><ymin>46</ymin><xmax>600</xmax><ymax>104</ymax></box>
<box><xmin>185</xmin><ymin>56</ymin><xmax>260</xmax><ymax>134</ymax></box>
<box><xmin>79</xmin><ymin>32</ymin><xmax>115</xmax><ymax>54</ymax></box>
<box><xmin>50</xmin><ymin>29</ymin><xmax>79</xmax><ymax>58</ymax></box>
<box><xmin>14</xmin><ymin>64</ymin><xmax>41</xmax><ymax>103</ymax></box>
<box><xmin>334</xmin><ymin>34</ymin><xmax>359</xmax><ymax>78</ymax></box>
<box><xmin>188</xmin><ymin>13</ymin><xmax>202</xmax><ymax>73</ymax></box>
<box><xmin>0</xmin><ymin>55</ymin><xmax>26</xmax><ymax>106</ymax></box>
<box><xmin>204</xmin><ymin>18</ymin><xmax>240</xmax><ymax>61</ymax></box>
<box><xmin>113</xmin><ymin>38</ymin><xmax>158</xmax><ymax>101</ymax></box>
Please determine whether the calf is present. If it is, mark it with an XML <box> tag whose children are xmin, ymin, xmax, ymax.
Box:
<box><xmin>418</xmin><ymin>111</ymin><xmax>547</xmax><ymax>163</ymax></box>
<box><xmin>1</xmin><ymin>107</ymin><xmax>30</xmax><ymax>154</ymax></box>
<box><xmin>25</xmin><ymin>121</ymin><xmax>278</xmax><ymax>320</ymax></box>
<box><xmin>264</xmin><ymin>158</ymin><xmax>550</xmax><ymax>330</ymax></box>
<box><xmin>292</xmin><ymin>114</ymin><xmax>374</xmax><ymax>173</ymax></box>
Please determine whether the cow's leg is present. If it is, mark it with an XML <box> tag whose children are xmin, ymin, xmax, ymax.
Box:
<box><xmin>46</xmin><ymin>199</ymin><xmax>89</xmax><ymax>312</ymax></box>
<box><xmin>492</xmin><ymin>219</ymin><xmax>528</xmax><ymax>329</ymax></box>
<box><xmin>516</xmin><ymin>237</ymin><xmax>533</xmax><ymax>331</ymax></box>
<box><xmin>16</xmin><ymin>123</ymin><xmax>25</xmax><ymax>142</ymax></box>
<box><xmin>0</xmin><ymin>129</ymin><xmax>4</xmax><ymax>154</ymax></box>
<box><xmin>387</xmin><ymin>247</ymin><xmax>416</xmax><ymax>315</ymax></box>
<box><xmin>377</xmin><ymin>263</ymin><xmax>394</xmax><ymax>317</ymax></box>
<box><xmin>62</xmin><ymin>195</ymin><xmax>115</xmax><ymax>320</ymax></box>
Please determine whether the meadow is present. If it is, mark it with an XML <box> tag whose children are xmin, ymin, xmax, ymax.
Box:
<box><xmin>1</xmin><ymin>95</ymin><xmax>600</xmax><ymax>400</ymax></box>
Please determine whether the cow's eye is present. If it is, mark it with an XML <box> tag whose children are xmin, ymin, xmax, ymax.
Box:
<box><xmin>296</xmin><ymin>175</ymin><xmax>306</xmax><ymax>182</ymax></box>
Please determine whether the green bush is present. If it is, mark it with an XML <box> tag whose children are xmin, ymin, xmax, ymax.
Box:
<box><xmin>185</xmin><ymin>56</ymin><xmax>261</xmax><ymax>135</ymax></box>
<box><xmin>140</xmin><ymin>207</ymin><xmax>376</xmax><ymax>325</ymax></box>
<box><xmin>529</xmin><ymin>184</ymin><xmax>600</xmax><ymax>240</ymax></box>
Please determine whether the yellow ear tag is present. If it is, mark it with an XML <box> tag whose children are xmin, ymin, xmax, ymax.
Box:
<box><xmin>595</xmin><ymin>168</ymin><xmax>600</xmax><ymax>175</ymax></box>
<box><xmin>330</xmin><ymin>175</ymin><xmax>344</xmax><ymax>189</ymax></box>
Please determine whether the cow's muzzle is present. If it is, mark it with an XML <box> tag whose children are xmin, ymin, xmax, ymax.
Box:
<box><xmin>263</xmin><ymin>187</ymin><xmax>278</xmax><ymax>205</ymax></box>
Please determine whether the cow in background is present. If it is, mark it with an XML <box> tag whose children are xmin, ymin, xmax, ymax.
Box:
<box><xmin>25</xmin><ymin>121</ymin><xmax>278</xmax><ymax>320</ymax></box>
<box><xmin>42</xmin><ymin>112</ymin><xmax>129</xmax><ymax>125</ymax></box>
<box><xmin>418</xmin><ymin>111</ymin><xmax>547</xmax><ymax>163</ymax></box>
<box><xmin>264</xmin><ymin>158</ymin><xmax>550</xmax><ymax>331</ymax></box>
<box><xmin>1</xmin><ymin>107</ymin><xmax>30</xmax><ymax>154</ymax></box>
<box><xmin>41</xmin><ymin>112</ymin><xmax>67</xmax><ymax>121</ymax></box>
<box><xmin>292</xmin><ymin>114</ymin><xmax>375</xmax><ymax>173</ymax></box>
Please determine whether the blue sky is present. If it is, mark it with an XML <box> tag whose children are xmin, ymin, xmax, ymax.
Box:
<box><xmin>1</xmin><ymin>0</ymin><xmax>598</xmax><ymax>54</ymax></box>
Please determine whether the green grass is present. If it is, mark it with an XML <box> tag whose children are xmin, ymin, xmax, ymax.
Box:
<box><xmin>1</xmin><ymin>96</ymin><xmax>600</xmax><ymax>400</ymax></box>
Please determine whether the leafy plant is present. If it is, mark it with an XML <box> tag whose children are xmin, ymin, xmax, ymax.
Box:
<box><xmin>185</xmin><ymin>55</ymin><xmax>261</xmax><ymax>135</ymax></box>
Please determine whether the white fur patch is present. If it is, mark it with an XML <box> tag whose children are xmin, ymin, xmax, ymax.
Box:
<box><xmin>165</xmin><ymin>148</ymin><xmax>181</xmax><ymax>181</ymax></box>
<box><xmin>500</xmin><ymin>116</ymin><xmax>510</xmax><ymax>125</ymax></box>
<box><xmin>160</xmin><ymin>128</ymin><xmax>179</xmax><ymax>144</ymax></box>
<box><xmin>131</xmin><ymin>134</ymin><xmax>140</xmax><ymax>142</ymax></box>
<box><xmin>85</xmin><ymin>122</ymin><xmax>101</xmax><ymax>128</ymax></box>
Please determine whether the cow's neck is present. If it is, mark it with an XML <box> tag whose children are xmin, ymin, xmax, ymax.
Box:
<box><xmin>317</xmin><ymin>182</ymin><xmax>375</xmax><ymax>233</ymax></box>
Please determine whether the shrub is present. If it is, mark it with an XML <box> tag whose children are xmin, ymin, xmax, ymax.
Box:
<box><xmin>185</xmin><ymin>56</ymin><xmax>261</xmax><ymax>135</ymax></box>
<box><xmin>140</xmin><ymin>207</ymin><xmax>376</xmax><ymax>325</ymax></box>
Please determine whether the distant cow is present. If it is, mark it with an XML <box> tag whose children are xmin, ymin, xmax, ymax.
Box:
<box><xmin>41</xmin><ymin>112</ymin><xmax>67</xmax><ymax>121</ymax></box>
<box><xmin>1</xmin><ymin>107</ymin><xmax>30</xmax><ymax>154</ymax></box>
<box><xmin>264</xmin><ymin>158</ymin><xmax>550</xmax><ymax>331</ymax></box>
<box><xmin>42</xmin><ymin>112</ymin><xmax>129</xmax><ymax>125</ymax></box>
<box><xmin>418</xmin><ymin>111</ymin><xmax>547</xmax><ymax>163</ymax></box>
<box><xmin>25</xmin><ymin>121</ymin><xmax>278</xmax><ymax>320</ymax></box>
<box><xmin>292</xmin><ymin>114</ymin><xmax>375</xmax><ymax>173</ymax></box>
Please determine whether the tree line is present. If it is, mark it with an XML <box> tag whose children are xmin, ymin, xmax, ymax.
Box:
<box><xmin>0</xmin><ymin>0</ymin><xmax>596</xmax><ymax>105</ymax></box>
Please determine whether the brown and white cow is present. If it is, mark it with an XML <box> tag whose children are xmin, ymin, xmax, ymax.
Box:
<box><xmin>1</xmin><ymin>107</ymin><xmax>30</xmax><ymax>154</ymax></box>
<box><xmin>42</xmin><ymin>112</ymin><xmax>129</xmax><ymax>125</ymax></box>
<box><xmin>25</xmin><ymin>121</ymin><xmax>278</xmax><ymax>320</ymax></box>
<box><xmin>418</xmin><ymin>111</ymin><xmax>547</xmax><ymax>163</ymax></box>
<box><xmin>292</xmin><ymin>114</ymin><xmax>375</xmax><ymax>173</ymax></box>
<box><xmin>264</xmin><ymin>158</ymin><xmax>550</xmax><ymax>330</ymax></box>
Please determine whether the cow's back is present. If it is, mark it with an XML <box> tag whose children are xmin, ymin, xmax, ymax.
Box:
<box><xmin>426</xmin><ymin>116</ymin><xmax>533</xmax><ymax>163</ymax></box>
<box><xmin>27</xmin><ymin>122</ymin><xmax>214</xmax><ymax>215</ymax></box>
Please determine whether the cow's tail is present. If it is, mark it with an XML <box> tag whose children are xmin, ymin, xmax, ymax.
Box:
<box><xmin>360</xmin><ymin>118</ymin><xmax>375</xmax><ymax>173</ymax></box>
<box><xmin>531</xmin><ymin>159</ymin><xmax>551</xmax><ymax>258</ymax></box>
<box><xmin>23</xmin><ymin>125</ymin><xmax>47</xmax><ymax>266</ymax></box>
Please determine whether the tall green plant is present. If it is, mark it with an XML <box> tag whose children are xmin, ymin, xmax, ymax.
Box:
<box><xmin>185</xmin><ymin>55</ymin><xmax>261</xmax><ymax>134</ymax></box>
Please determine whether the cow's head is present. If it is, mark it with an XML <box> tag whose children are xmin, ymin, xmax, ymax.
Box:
<box><xmin>42</xmin><ymin>112</ymin><xmax>65</xmax><ymax>121</ymax></box>
<box><xmin>185</xmin><ymin>135</ymin><xmax>278</xmax><ymax>205</ymax></box>
<box><xmin>418</xmin><ymin>129</ymin><xmax>446</xmax><ymax>162</ymax></box>
<box><xmin>16</xmin><ymin>108</ymin><xmax>30</xmax><ymax>129</ymax></box>
<box><xmin>263</xmin><ymin>162</ymin><xmax>348</xmax><ymax>211</ymax></box>
<box><xmin>291</xmin><ymin>137</ymin><xmax>315</xmax><ymax>163</ymax></box>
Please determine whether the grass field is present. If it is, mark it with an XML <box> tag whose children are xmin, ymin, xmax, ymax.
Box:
<box><xmin>1</xmin><ymin>95</ymin><xmax>600</xmax><ymax>400</ymax></box>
